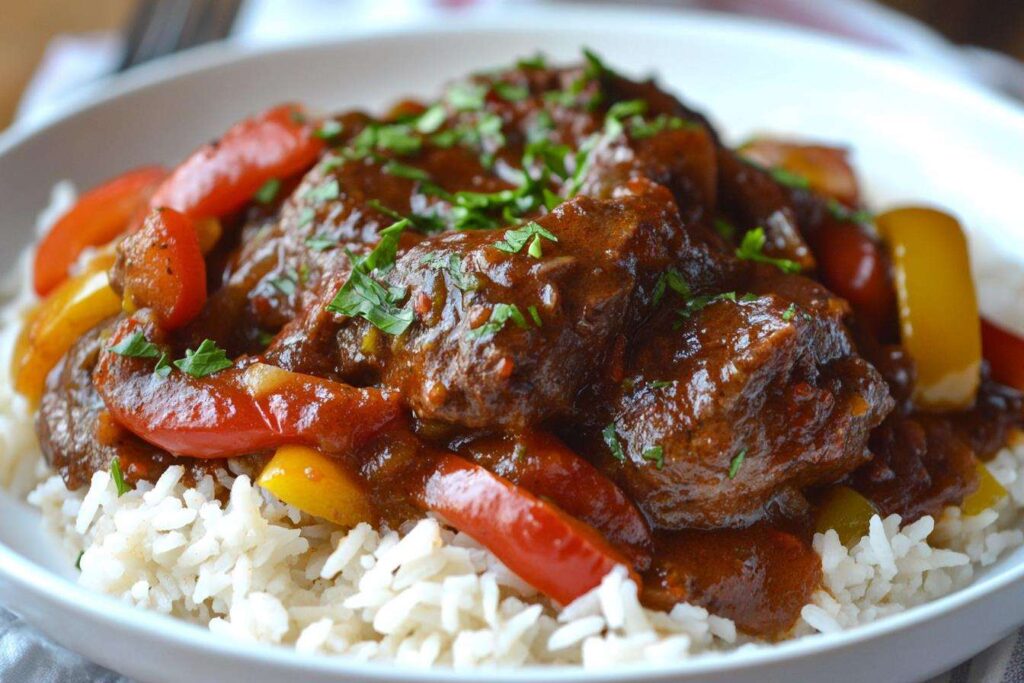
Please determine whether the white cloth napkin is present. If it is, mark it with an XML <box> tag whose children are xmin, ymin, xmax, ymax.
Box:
<box><xmin>3</xmin><ymin>1</ymin><xmax>1023</xmax><ymax>681</ymax></box>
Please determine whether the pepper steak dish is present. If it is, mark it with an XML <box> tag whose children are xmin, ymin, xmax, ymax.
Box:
<box><xmin>9</xmin><ymin>51</ymin><xmax>1024</xmax><ymax>661</ymax></box>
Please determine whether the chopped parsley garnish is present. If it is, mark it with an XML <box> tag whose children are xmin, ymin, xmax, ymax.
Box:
<box><xmin>348</xmin><ymin>123</ymin><xmax>422</xmax><ymax>157</ymax></box>
<box><xmin>254</xmin><ymin>178</ymin><xmax>281</xmax><ymax>204</ymax></box>
<box><xmin>642</xmin><ymin>445</ymin><xmax>665</xmax><ymax>470</ymax></box>
<box><xmin>446</xmin><ymin>82</ymin><xmax>487</xmax><ymax>111</ymax></box>
<box><xmin>677</xmin><ymin>291</ymin><xmax>738</xmax><ymax>322</ymax></box>
<box><xmin>467</xmin><ymin>303</ymin><xmax>529</xmax><ymax>339</ymax></box>
<box><xmin>269</xmin><ymin>268</ymin><xmax>300</xmax><ymax>296</ymax></box>
<box><xmin>527</xmin><ymin>304</ymin><xmax>542</xmax><ymax>327</ymax></box>
<box><xmin>415</xmin><ymin>105</ymin><xmax>447</xmax><ymax>134</ymax></box>
<box><xmin>728</xmin><ymin>449</ymin><xmax>747</xmax><ymax>479</ymax></box>
<box><xmin>75</xmin><ymin>551</ymin><xmax>84</xmax><ymax>571</ymax></box>
<box><xmin>421</xmin><ymin>252</ymin><xmax>478</xmax><ymax>291</ymax></box>
<box><xmin>735</xmin><ymin>227</ymin><xmax>802</xmax><ymax>274</ymax></box>
<box><xmin>313</xmin><ymin>119</ymin><xmax>344</xmax><ymax>140</ymax></box>
<box><xmin>494</xmin><ymin>81</ymin><xmax>529</xmax><ymax>102</ymax></box>
<box><xmin>604</xmin><ymin>99</ymin><xmax>648</xmax><ymax>137</ymax></box>
<box><xmin>154</xmin><ymin>353</ymin><xmax>172</xmax><ymax>378</ymax></box>
<box><xmin>739</xmin><ymin>292</ymin><xmax>760</xmax><ymax>302</ymax></box>
<box><xmin>305</xmin><ymin>233</ymin><xmax>338</xmax><ymax>252</ymax></box>
<box><xmin>110</xmin><ymin>456</ymin><xmax>131</xmax><ymax>496</ymax></box>
<box><xmin>297</xmin><ymin>207</ymin><xmax>316</xmax><ymax>227</ymax></box>
<box><xmin>173</xmin><ymin>339</ymin><xmax>233</xmax><ymax>378</ymax></box>
<box><xmin>382</xmin><ymin>160</ymin><xmax>431</xmax><ymax>182</ymax></box>
<box><xmin>713</xmin><ymin>217</ymin><xmax>736</xmax><ymax>241</ymax></box>
<box><xmin>582</xmin><ymin>48</ymin><xmax>610</xmax><ymax>78</ymax></box>
<box><xmin>109</xmin><ymin>331</ymin><xmax>160</xmax><ymax>359</ymax></box>
<box><xmin>493</xmin><ymin>221</ymin><xmax>558</xmax><ymax>257</ymax></box>
<box><xmin>305</xmin><ymin>178</ymin><xmax>340</xmax><ymax>205</ymax></box>
<box><xmin>524</xmin><ymin>138</ymin><xmax>572</xmax><ymax>180</ymax></box>
<box><xmin>769</xmin><ymin>167</ymin><xmax>810</xmax><ymax>190</ymax></box>
<box><xmin>652</xmin><ymin>268</ymin><xmax>691</xmax><ymax>306</ymax></box>
<box><xmin>517</xmin><ymin>53</ymin><xmax>547</xmax><ymax>70</ymax></box>
<box><xmin>630</xmin><ymin>114</ymin><xmax>693</xmax><ymax>139</ymax></box>
<box><xmin>826</xmin><ymin>198</ymin><xmax>873</xmax><ymax>224</ymax></box>
<box><xmin>368</xmin><ymin>198</ymin><xmax>445</xmax><ymax>235</ymax></box>
<box><xmin>326</xmin><ymin>220</ymin><xmax>414</xmax><ymax>335</ymax></box>
<box><xmin>649</xmin><ymin>380</ymin><xmax>673</xmax><ymax>389</ymax></box>
<box><xmin>602</xmin><ymin>423</ymin><xmax>626</xmax><ymax>462</ymax></box>
<box><xmin>257</xmin><ymin>330</ymin><xmax>276</xmax><ymax>347</ymax></box>
<box><xmin>782</xmin><ymin>303</ymin><xmax>798</xmax><ymax>321</ymax></box>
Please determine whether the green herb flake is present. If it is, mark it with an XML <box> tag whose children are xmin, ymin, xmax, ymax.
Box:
<box><xmin>827</xmin><ymin>198</ymin><xmax>873</xmax><ymax>224</ymax></box>
<box><xmin>602</xmin><ymin>423</ymin><xmax>626</xmax><ymax>462</ymax></box>
<box><xmin>527</xmin><ymin>304</ymin><xmax>542</xmax><ymax>327</ymax></box>
<box><xmin>313</xmin><ymin>119</ymin><xmax>344</xmax><ymax>140</ymax></box>
<box><xmin>297</xmin><ymin>207</ymin><xmax>316</xmax><ymax>227</ymax></box>
<box><xmin>677</xmin><ymin>291</ymin><xmax>738</xmax><ymax>322</ymax></box>
<box><xmin>415</xmin><ymin>105</ymin><xmax>447</xmax><ymax>134</ymax></box>
<box><xmin>254</xmin><ymin>178</ymin><xmax>281</xmax><ymax>204</ymax></box>
<box><xmin>652</xmin><ymin>268</ymin><xmax>691</xmax><ymax>306</ymax></box>
<box><xmin>735</xmin><ymin>227</ymin><xmax>802</xmax><ymax>274</ymax></box>
<box><xmin>728</xmin><ymin>449</ymin><xmax>747</xmax><ymax>479</ymax></box>
<box><xmin>493</xmin><ymin>81</ymin><xmax>529</xmax><ymax>102</ymax></box>
<box><xmin>649</xmin><ymin>380</ymin><xmax>673</xmax><ymax>389</ymax></box>
<box><xmin>270</xmin><ymin>270</ymin><xmax>298</xmax><ymax>296</ymax></box>
<box><xmin>173</xmin><ymin>339</ymin><xmax>234</xmax><ymax>378</ymax></box>
<box><xmin>375</xmin><ymin>125</ymin><xmax>422</xmax><ymax>155</ymax></box>
<box><xmin>305</xmin><ymin>178</ymin><xmax>340</xmax><ymax>205</ymax></box>
<box><xmin>782</xmin><ymin>303</ymin><xmax>798</xmax><ymax>321</ymax></box>
<box><xmin>582</xmin><ymin>48</ymin><xmax>609</xmax><ymax>79</ymax></box>
<box><xmin>75</xmin><ymin>551</ymin><xmax>84</xmax><ymax>571</ymax></box>
<box><xmin>154</xmin><ymin>353</ymin><xmax>172</xmax><ymax>378</ymax></box>
<box><xmin>467</xmin><ymin>303</ymin><xmax>529</xmax><ymax>339</ymax></box>
<box><xmin>517</xmin><ymin>53</ymin><xmax>547</xmax><ymax>70</ymax></box>
<box><xmin>110</xmin><ymin>456</ymin><xmax>131</xmax><ymax>496</ymax></box>
<box><xmin>446</xmin><ymin>82</ymin><xmax>487</xmax><ymax>112</ymax></box>
<box><xmin>305</xmin><ymin>233</ymin><xmax>338</xmax><ymax>252</ymax></box>
<box><xmin>739</xmin><ymin>293</ymin><xmax>760</xmax><ymax>303</ymax></box>
<box><xmin>769</xmin><ymin>167</ymin><xmax>810</xmax><ymax>190</ymax></box>
<box><xmin>109</xmin><ymin>331</ymin><xmax>161</xmax><ymax>359</ymax></box>
<box><xmin>493</xmin><ymin>221</ymin><xmax>558</xmax><ymax>256</ymax></box>
<box><xmin>257</xmin><ymin>330</ymin><xmax>275</xmax><ymax>347</ymax></box>
<box><xmin>642</xmin><ymin>445</ymin><xmax>665</xmax><ymax>470</ymax></box>
<box><xmin>421</xmin><ymin>252</ymin><xmax>478</xmax><ymax>291</ymax></box>
<box><xmin>630</xmin><ymin>114</ymin><xmax>693</xmax><ymax>139</ymax></box>
<box><xmin>713</xmin><ymin>217</ymin><xmax>736</xmax><ymax>241</ymax></box>
<box><xmin>326</xmin><ymin>225</ymin><xmax>413</xmax><ymax>336</ymax></box>
<box><xmin>382</xmin><ymin>160</ymin><xmax>431</xmax><ymax>182</ymax></box>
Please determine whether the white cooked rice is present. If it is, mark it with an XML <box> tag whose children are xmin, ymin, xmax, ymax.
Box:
<box><xmin>3</xmin><ymin>184</ymin><xmax>1024</xmax><ymax>668</ymax></box>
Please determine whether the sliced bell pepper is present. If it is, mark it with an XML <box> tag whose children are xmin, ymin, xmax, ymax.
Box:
<box><xmin>33</xmin><ymin>166</ymin><xmax>166</xmax><ymax>296</ymax></box>
<box><xmin>814</xmin><ymin>218</ymin><xmax>896</xmax><ymax>339</ymax></box>
<box><xmin>814</xmin><ymin>485</ymin><xmax>877</xmax><ymax>545</ymax></box>
<box><xmin>981</xmin><ymin>318</ymin><xmax>1024</xmax><ymax>391</ymax></box>
<box><xmin>119</xmin><ymin>207</ymin><xmax>207</xmax><ymax>330</ymax></box>
<box><xmin>257</xmin><ymin>445</ymin><xmax>373</xmax><ymax>526</ymax></box>
<box><xmin>463</xmin><ymin>432</ymin><xmax>653</xmax><ymax>570</ymax></box>
<box><xmin>876</xmin><ymin>207</ymin><xmax>981</xmax><ymax>410</ymax></box>
<box><xmin>961</xmin><ymin>461</ymin><xmax>1007</xmax><ymax>517</ymax></box>
<box><xmin>150</xmin><ymin>103</ymin><xmax>323</xmax><ymax>219</ymax></box>
<box><xmin>13</xmin><ymin>254</ymin><xmax>120</xmax><ymax>404</ymax></box>
<box><xmin>418</xmin><ymin>453</ymin><xmax>637</xmax><ymax>605</ymax></box>
<box><xmin>740</xmin><ymin>138</ymin><xmax>859</xmax><ymax>205</ymax></box>
<box><xmin>93</xmin><ymin>318</ymin><xmax>402</xmax><ymax>458</ymax></box>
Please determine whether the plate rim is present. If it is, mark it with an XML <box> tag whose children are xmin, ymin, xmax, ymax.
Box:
<box><xmin>2</xmin><ymin>6</ymin><xmax>1024</xmax><ymax>680</ymax></box>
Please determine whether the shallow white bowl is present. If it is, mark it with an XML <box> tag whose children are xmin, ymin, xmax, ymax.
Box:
<box><xmin>2</xmin><ymin>6</ymin><xmax>1024</xmax><ymax>683</ymax></box>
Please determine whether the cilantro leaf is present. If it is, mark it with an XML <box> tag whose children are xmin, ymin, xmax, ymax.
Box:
<box><xmin>782</xmin><ymin>303</ymin><xmax>798</xmax><ymax>321</ymax></box>
<box><xmin>110</xmin><ymin>456</ymin><xmax>131</xmax><ymax>496</ymax></box>
<box><xmin>769</xmin><ymin>167</ymin><xmax>810</xmax><ymax>190</ymax></box>
<box><xmin>305</xmin><ymin>233</ymin><xmax>338</xmax><ymax>252</ymax></box>
<box><xmin>421</xmin><ymin>252</ymin><xmax>478</xmax><ymax>291</ymax></box>
<box><xmin>415</xmin><ymin>105</ymin><xmax>447</xmax><ymax>134</ymax></box>
<box><xmin>467</xmin><ymin>303</ymin><xmax>529</xmax><ymax>339</ymax></box>
<box><xmin>254</xmin><ymin>178</ymin><xmax>281</xmax><ymax>204</ymax></box>
<box><xmin>493</xmin><ymin>221</ymin><xmax>558</xmax><ymax>256</ymax></box>
<box><xmin>652</xmin><ymin>268</ymin><xmax>691</xmax><ymax>306</ymax></box>
<box><xmin>493</xmin><ymin>81</ymin><xmax>529</xmax><ymax>102</ymax></box>
<box><xmin>305</xmin><ymin>178</ymin><xmax>340</xmax><ymax>205</ymax></box>
<box><xmin>173</xmin><ymin>339</ymin><xmax>233</xmax><ymax>378</ymax></box>
<box><xmin>154</xmin><ymin>353</ymin><xmax>172</xmax><ymax>378</ymax></box>
<box><xmin>446</xmin><ymin>82</ymin><xmax>486</xmax><ymax>111</ymax></box>
<box><xmin>527</xmin><ymin>304</ymin><xmax>542</xmax><ymax>327</ymax></box>
<box><xmin>735</xmin><ymin>228</ymin><xmax>802</xmax><ymax>274</ymax></box>
<box><xmin>642</xmin><ymin>445</ymin><xmax>665</xmax><ymax>470</ymax></box>
<box><xmin>382</xmin><ymin>160</ymin><xmax>431</xmax><ymax>182</ymax></box>
<box><xmin>313</xmin><ymin>119</ymin><xmax>344</xmax><ymax>140</ymax></box>
<box><xmin>677</xmin><ymin>291</ymin><xmax>738</xmax><ymax>322</ymax></box>
<box><xmin>516</xmin><ymin>53</ymin><xmax>547</xmax><ymax>70</ymax></box>
<box><xmin>728</xmin><ymin>449</ymin><xmax>747</xmax><ymax>479</ymax></box>
<box><xmin>603</xmin><ymin>423</ymin><xmax>626</xmax><ymax>462</ymax></box>
<box><xmin>109</xmin><ymin>331</ymin><xmax>160</xmax><ymax>359</ymax></box>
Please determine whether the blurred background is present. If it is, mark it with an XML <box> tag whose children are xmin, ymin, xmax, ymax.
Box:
<box><xmin>2</xmin><ymin>0</ymin><xmax>1024</xmax><ymax>132</ymax></box>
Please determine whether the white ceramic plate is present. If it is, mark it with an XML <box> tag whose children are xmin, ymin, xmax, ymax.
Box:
<box><xmin>2</xmin><ymin>7</ymin><xmax>1024</xmax><ymax>683</ymax></box>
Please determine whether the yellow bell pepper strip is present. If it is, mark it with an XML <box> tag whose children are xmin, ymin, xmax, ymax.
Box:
<box><xmin>961</xmin><ymin>462</ymin><xmax>1008</xmax><ymax>517</ymax></box>
<box><xmin>814</xmin><ymin>486</ymin><xmax>878</xmax><ymax>545</ymax></box>
<box><xmin>257</xmin><ymin>445</ymin><xmax>373</xmax><ymax>526</ymax></box>
<box><xmin>875</xmin><ymin>207</ymin><xmax>982</xmax><ymax>410</ymax></box>
<box><xmin>13</xmin><ymin>254</ymin><xmax>120</xmax><ymax>404</ymax></box>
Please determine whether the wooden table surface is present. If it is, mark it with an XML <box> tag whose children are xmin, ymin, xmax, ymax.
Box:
<box><xmin>0</xmin><ymin>1</ymin><xmax>1021</xmax><ymax>130</ymax></box>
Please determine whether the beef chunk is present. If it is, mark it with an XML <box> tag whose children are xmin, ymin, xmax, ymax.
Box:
<box><xmin>600</xmin><ymin>272</ymin><xmax>892</xmax><ymax>529</ymax></box>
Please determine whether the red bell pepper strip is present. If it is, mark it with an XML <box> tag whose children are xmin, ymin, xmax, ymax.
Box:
<box><xmin>93</xmin><ymin>318</ymin><xmax>402</xmax><ymax>459</ymax></box>
<box><xmin>463</xmin><ymin>432</ymin><xmax>654</xmax><ymax>570</ymax></box>
<box><xmin>33</xmin><ymin>166</ymin><xmax>166</xmax><ymax>296</ymax></box>
<box><xmin>418</xmin><ymin>453</ymin><xmax>638</xmax><ymax>605</ymax></box>
<box><xmin>813</xmin><ymin>218</ymin><xmax>896</xmax><ymax>339</ymax></box>
<box><xmin>981</xmin><ymin>318</ymin><xmax>1024</xmax><ymax>391</ymax></box>
<box><xmin>150</xmin><ymin>103</ymin><xmax>323</xmax><ymax>219</ymax></box>
<box><xmin>120</xmin><ymin>208</ymin><xmax>207</xmax><ymax>330</ymax></box>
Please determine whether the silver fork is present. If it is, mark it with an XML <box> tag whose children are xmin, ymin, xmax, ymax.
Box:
<box><xmin>117</xmin><ymin>0</ymin><xmax>242</xmax><ymax>72</ymax></box>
